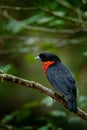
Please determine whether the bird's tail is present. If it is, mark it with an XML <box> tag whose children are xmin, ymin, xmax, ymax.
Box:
<box><xmin>67</xmin><ymin>99</ymin><xmax>77</xmax><ymax>113</ymax></box>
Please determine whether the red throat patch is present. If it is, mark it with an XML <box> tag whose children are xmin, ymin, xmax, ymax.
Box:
<box><xmin>42</xmin><ymin>61</ymin><xmax>55</xmax><ymax>73</ymax></box>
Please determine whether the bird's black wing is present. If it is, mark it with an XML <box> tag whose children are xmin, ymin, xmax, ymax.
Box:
<box><xmin>46</xmin><ymin>63</ymin><xmax>77</xmax><ymax>98</ymax></box>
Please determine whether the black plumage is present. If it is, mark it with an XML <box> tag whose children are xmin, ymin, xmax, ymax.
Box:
<box><xmin>35</xmin><ymin>53</ymin><xmax>77</xmax><ymax>113</ymax></box>
<box><xmin>47</xmin><ymin>62</ymin><xmax>77</xmax><ymax>113</ymax></box>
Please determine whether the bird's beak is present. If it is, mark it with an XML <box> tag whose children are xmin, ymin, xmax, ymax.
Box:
<box><xmin>35</xmin><ymin>56</ymin><xmax>41</xmax><ymax>60</ymax></box>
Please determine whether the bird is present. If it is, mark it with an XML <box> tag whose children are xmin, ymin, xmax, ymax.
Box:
<box><xmin>35</xmin><ymin>53</ymin><xmax>77</xmax><ymax>113</ymax></box>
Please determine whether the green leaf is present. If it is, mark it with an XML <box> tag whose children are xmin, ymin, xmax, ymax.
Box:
<box><xmin>68</xmin><ymin>116</ymin><xmax>81</xmax><ymax>123</ymax></box>
<box><xmin>78</xmin><ymin>96</ymin><xmax>87</xmax><ymax>108</ymax></box>
<box><xmin>38</xmin><ymin>126</ymin><xmax>48</xmax><ymax>130</ymax></box>
<box><xmin>83</xmin><ymin>51</ymin><xmax>87</xmax><ymax>56</ymax></box>
<box><xmin>1</xmin><ymin>113</ymin><xmax>15</xmax><ymax>123</ymax></box>
<box><xmin>51</xmin><ymin>110</ymin><xmax>67</xmax><ymax>117</ymax></box>
<box><xmin>1</xmin><ymin>109</ymin><xmax>30</xmax><ymax>124</ymax></box>
<box><xmin>24</xmin><ymin>13</ymin><xmax>44</xmax><ymax>25</ymax></box>
<box><xmin>54</xmin><ymin>11</ymin><xmax>65</xmax><ymax>17</ymax></box>
<box><xmin>82</xmin><ymin>0</ymin><xmax>87</xmax><ymax>4</ymax></box>
<box><xmin>41</xmin><ymin>96</ymin><xmax>54</xmax><ymax>107</ymax></box>
<box><xmin>0</xmin><ymin>124</ymin><xmax>13</xmax><ymax>130</ymax></box>
<box><xmin>20</xmin><ymin>126</ymin><xmax>33</xmax><ymax>130</ymax></box>
<box><xmin>49</xmin><ymin>19</ymin><xmax>64</xmax><ymax>26</ymax></box>
<box><xmin>6</xmin><ymin>20</ymin><xmax>26</xmax><ymax>33</ymax></box>
<box><xmin>0</xmin><ymin>64</ymin><xmax>12</xmax><ymax>72</ymax></box>
<box><xmin>37</xmin><ymin>17</ymin><xmax>53</xmax><ymax>24</ymax></box>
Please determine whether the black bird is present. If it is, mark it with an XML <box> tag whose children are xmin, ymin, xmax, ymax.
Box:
<box><xmin>35</xmin><ymin>53</ymin><xmax>77</xmax><ymax>113</ymax></box>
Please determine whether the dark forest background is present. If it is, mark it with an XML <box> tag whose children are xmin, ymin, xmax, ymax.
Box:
<box><xmin>0</xmin><ymin>0</ymin><xmax>87</xmax><ymax>130</ymax></box>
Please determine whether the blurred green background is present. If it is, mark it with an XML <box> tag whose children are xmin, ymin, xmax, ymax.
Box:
<box><xmin>0</xmin><ymin>0</ymin><xmax>87</xmax><ymax>130</ymax></box>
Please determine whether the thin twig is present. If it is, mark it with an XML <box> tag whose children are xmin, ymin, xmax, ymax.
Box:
<box><xmin>2</xmin><ymin>10</ymin><xmax>87</xmax><ymax>35</ymax></box>
<box><xmin>2</xmin><ymin>9</ymin><xmax>87</xmax><ymax>35</ymax></box>
<box><xmin>0</xmin><ymin>70</ymin><xmax>87</xmax><ymax>121</ymax></box>
<box><xmin>0</xmin><ymin>5</ymin><xmax>37</xmax><ymax>10</ymax></box>
<box><xmin>53</xmin><ymin>0</ymin><xmax>84</xmax><ymax>26</ymax></box>
<box><xmin>30</xmin><ymin>1</ymin><xmax>83</xmax><ymax>24</ymax></box>
<box><xmin>53</xmin><ymin>0</ymin><xmax>79</xmax><ymax>14</ymax></box>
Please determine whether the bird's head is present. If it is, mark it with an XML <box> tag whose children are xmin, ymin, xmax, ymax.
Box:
<box><xmin>35</xmin><ymin>53</ymin><xmax>61</xmax><ymax>63</ymax></box>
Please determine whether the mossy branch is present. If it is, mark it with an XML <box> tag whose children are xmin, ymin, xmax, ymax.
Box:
<box><xmin>0</xmin><ymin>70</ymin><xmax>87</xmax><ymax>121</ymax></box>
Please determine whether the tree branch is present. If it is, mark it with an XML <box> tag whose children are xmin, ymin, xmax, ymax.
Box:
<box><xmin>2</xmin><ymin>10</ymin><xmax>87</xmax><ymax>35</ymax></box>
<box><xmin>0</xmin><ymin>70</ymin><xmax>87</xmax><ymax>121</ymax></box>
<box><xmin>0</xmin><ymin>5</ymin><xmax>37</xmax><ymax>11</ymax></box>
<box><xmin>30</xmin><ymin>1</ymin><xmax>83</xmax><ymax>25</ymax></box>
<box><xmin>53</xmin><ymin>0</ymin><xmax>84</xmax><ymax>26</ymax></box>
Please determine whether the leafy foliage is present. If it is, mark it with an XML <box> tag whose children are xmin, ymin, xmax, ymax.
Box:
<box><xmin>0</xmin><ymin>100</ymin><xmax>87</xmax><ymax>130</ymax></box>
